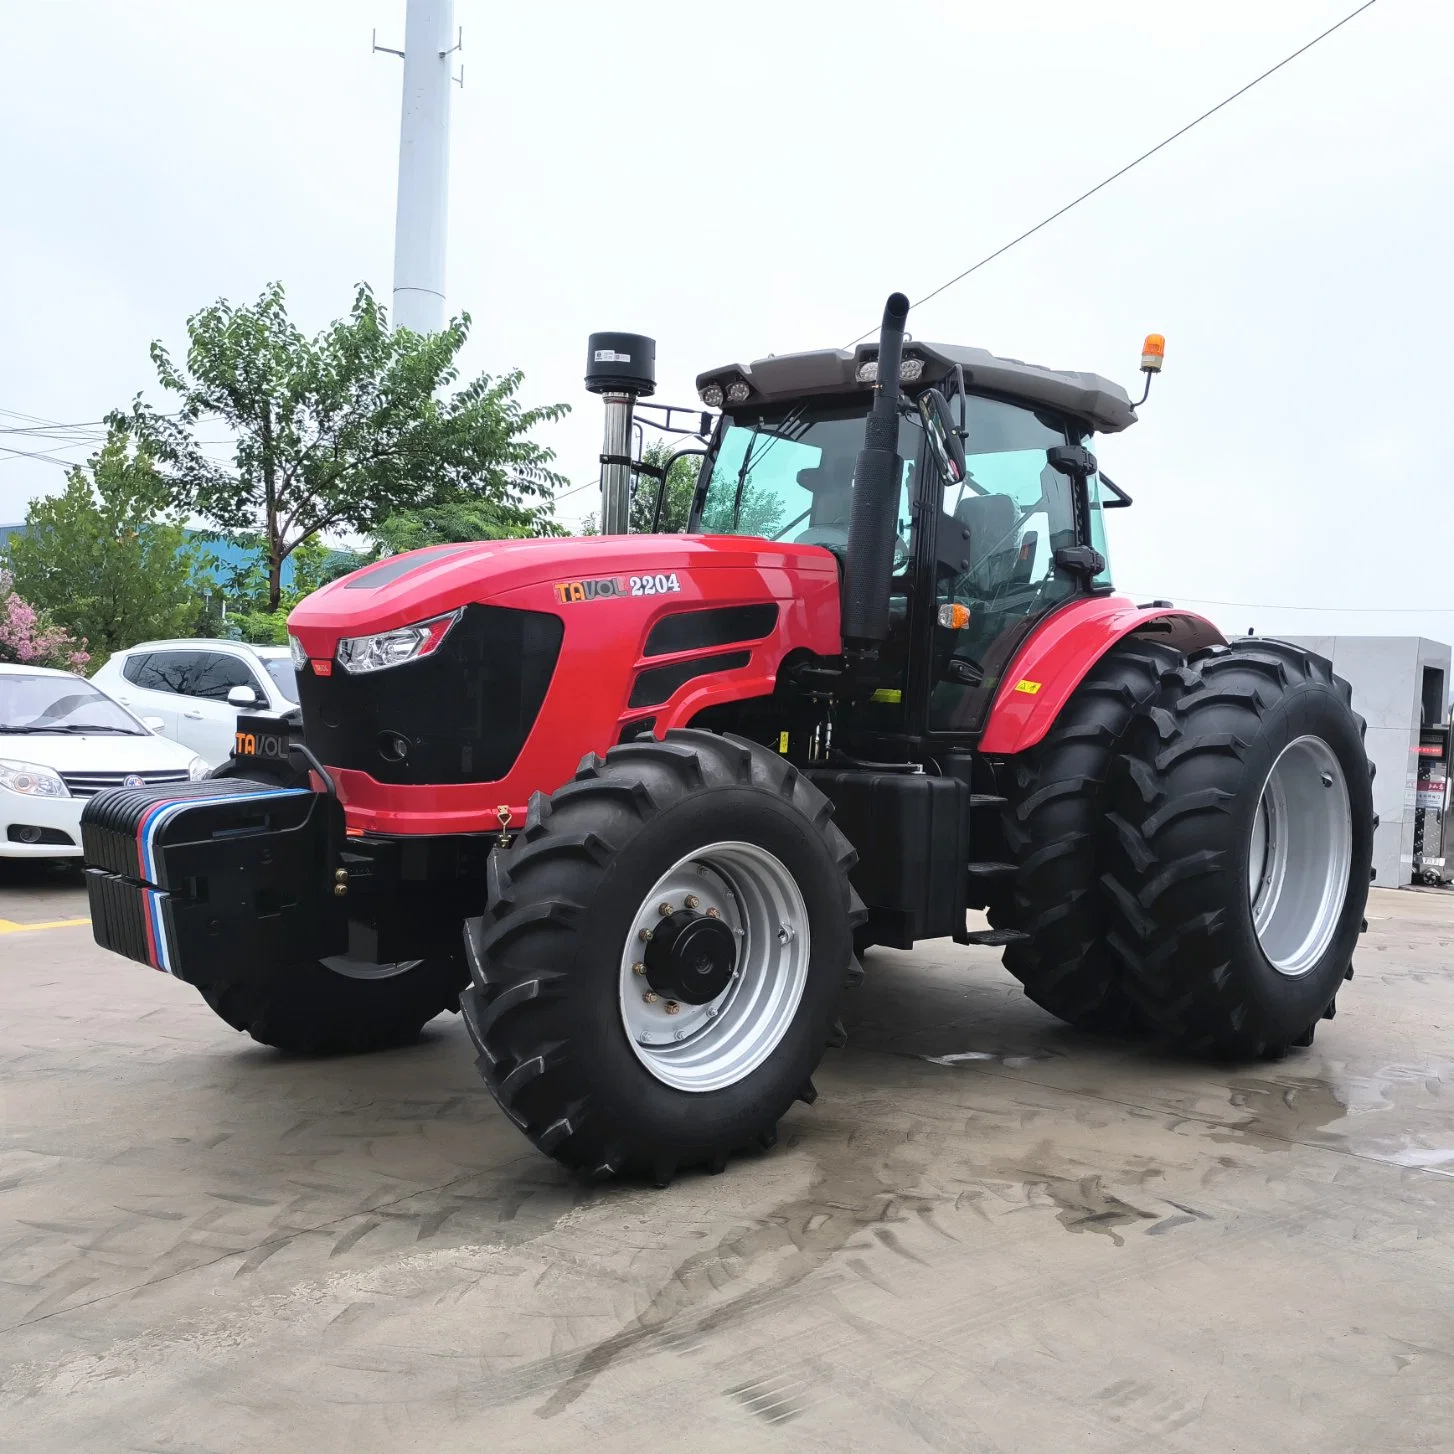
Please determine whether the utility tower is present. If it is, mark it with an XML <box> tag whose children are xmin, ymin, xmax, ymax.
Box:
<box><xmin>376</xmin><ymin>0</ymin><xmax>460</xmax><ymax>334</ymax></box>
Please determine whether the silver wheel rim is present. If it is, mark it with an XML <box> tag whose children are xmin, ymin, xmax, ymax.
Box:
<box><xmin>320</xmin><ymin>955</ymin><xmax>423</xmax><ymax>982</ymax></box>
<box><xmin>619</xmin><ymin>840</ymin><xmax>810</xmax><ymax>1093</ymax></box>
<box><xmin>1248</xmin><ymin>735</ymin><xmax>1353</xmax><ymax>976</ymax></box>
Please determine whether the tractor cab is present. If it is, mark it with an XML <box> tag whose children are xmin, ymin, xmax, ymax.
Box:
<box><xmin>687</xmin><ymin>337</ymin><xmax>1133</xmax><ymax>748</ymax></box>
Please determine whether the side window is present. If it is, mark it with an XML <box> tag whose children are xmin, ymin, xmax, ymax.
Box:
<box><xmin>189</xmin><ymin>654</ymin><xmax>265</xmax><ymax>702</ymax></box>
<box><xmin>134</xmin><ymin>652</ymin><xmax>197</xmax><ymax>695</ymax></box>
<box><xmin>133</xmin><ymin>651</ymin><xmax>262</xmax><ymax>701</ymax></box>
<box><xmin>122</xmin><ymin>653</ymin><xmax>151</xmax><ymax>686</ymax></box>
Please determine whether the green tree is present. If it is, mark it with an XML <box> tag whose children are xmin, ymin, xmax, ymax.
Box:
<box><xmin>115</xmin><ymin>282</ymin><xmax>569</xmax><ymax>611</ymax></box>
<box><xmin>205</xmin><ymin>537</ymin><xmax>365</xmax><ymax>645</ymax></box>
<box><xmin>8</xmin><ymin>429</ymin><xmax>208</xmax><ymax>668</ymax></box>
<box><xmin>373</xmin><ymin>494</ymin><xmax>556</xmax><ymax>553</ymax></box>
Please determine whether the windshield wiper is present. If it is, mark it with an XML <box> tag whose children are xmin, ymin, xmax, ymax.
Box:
<box><xmin>0</xmin><ymin>723</ymin><xmax>140</xmax><ymax>735</ymax></box>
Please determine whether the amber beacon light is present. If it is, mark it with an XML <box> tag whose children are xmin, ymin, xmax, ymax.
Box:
<box><xmin>1134</xmin><ymin>332</ymin><xmax>1166</xmax><ymax>406</ymax></box>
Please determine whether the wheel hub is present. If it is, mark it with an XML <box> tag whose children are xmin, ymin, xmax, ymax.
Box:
<box><xmin>1248</xmin><ymin>734</ymin><xmax>1353</xmax><ymax>976</ymax></box>
<box><xmin>618</xmin><ymin>842</ymin><xmax>811</xmax><ymax>1094</ymax></box>
<box><xmin>644</xmin><ymin>909</ymin><xmax>737</xmax><ymax>1004</ymax></box>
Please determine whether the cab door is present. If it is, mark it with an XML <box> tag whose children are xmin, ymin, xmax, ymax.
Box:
<box><xmin>913</xmin><ymin>395</ymin><xmax>1096</xmax><ymax>739</ymax></box>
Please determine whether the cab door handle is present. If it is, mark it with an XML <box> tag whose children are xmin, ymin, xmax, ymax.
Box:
<box><xmin>184</xmin><ymin>710</ymin><xmax>204</xmax><ymax>720</ymax></box>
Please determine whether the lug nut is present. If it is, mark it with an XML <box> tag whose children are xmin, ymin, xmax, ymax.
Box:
<box><xmin>666</xmin><ymin>1001</ymin><xmax>680</xmax><ymax>1015</ymax></box>
<box><xmin>706</xmin><ymin>907</ymin><xmax>720</xmax><ymax>919</ymax></box>
<box><xmin>639</xmin><ymin>927</ymin><xmax>653</xmax><ymax>943</ymax></box>
<box><xmin>643</xmin><ymin>991</ymin><xmax>659</xmax><ymax>1004</ymax></box>
<box><xmin>333</xmin><ymin>868</ymin><xmax>348</xmax><ymax>883</ymax></box>
<box><xmin>658</xmin><ymin>902</ymin><xmax>674</xmax><ymax>917</ymax></box>
<box><xmin>685</xmin><ymin>894</ymin><xmax>700</xmax><ymax>910</ymax></box>
<box><xmin>632</xmin><ymin>961</ymin><xmax>646</xmax><ymax>976</ymax></box>
<box><xmin>332</xmin><ymin>883</ymin><xmax>348</xmax><ymax>898</ymax></box>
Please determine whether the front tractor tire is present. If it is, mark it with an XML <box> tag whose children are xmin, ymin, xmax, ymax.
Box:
<box><xmin>1103</xmin><ymin>639</ymin><xmax>1374</xmax><ymax>1057</ymax></box>
<box><xmin>196</xmin><ymin>759</ymin><xmax>467</xmax><ymax>1055</ymax></box>
<box><xmin>197</xmin><ymin>954</ymin><xmax>470</xmax><ymax>1056</ymax></box>
<box><xmin>461</xmin><ymin>730</ymin><xmax>865</xmax><ymax>1182</ymax></box>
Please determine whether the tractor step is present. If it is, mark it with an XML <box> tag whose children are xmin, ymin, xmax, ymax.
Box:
<box><xmin>956</xmin><ymin>927</ymin><xmax>1029</xmax><ymax>948</ymax></box>
<box><xmin>966</xmin><ymin>860</ymin><xmax>1016</xmax><ymax>880</ymax></box>
<box><xmin>969</xmin><ymin>794</ymin><xmax>1007</xmax><ymax>809</ymax></box>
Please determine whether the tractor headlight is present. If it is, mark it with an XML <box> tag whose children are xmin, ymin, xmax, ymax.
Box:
<box><xmin>336</xmin><ymin>609</ymin><xmax>462</xmax><ymax>675</ymax></box>
<box><xmin>698</xmin><ymin>382</ymin><xmax>725</xmax><ymax>408</ymax></box>
<box><xmin>288</xmin><ymin>634</ymin><xmax>306</xmax><ymax>670</ymax></box>
<box><xmin>0</xmin><ymin>758</ymin><xmax>68</xmax><ymax>798</ymax></box>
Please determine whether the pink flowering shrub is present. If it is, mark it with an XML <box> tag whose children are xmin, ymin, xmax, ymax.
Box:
<box><xmin>0</xmin><ymin>571</ymin><xmax>89</xmax><ymax>671</ymax></box>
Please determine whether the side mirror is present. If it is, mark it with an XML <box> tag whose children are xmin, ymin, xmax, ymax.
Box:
<box><xmin>227</xmin><ymin>685</ymin><xmax>259</xmax><ymax>708</ymax></box>
<box><xmin>142</xmin><ymin>715</ymin><xmax>165</xmax><ymax>733</ymax></box>
<box><xmin>640</xmin><ymin>445</ymin><xmax>708</xmax><ymax>533</ymax></box>
<box><xmin>917</xmin><ymin>389</ymin><xmax>966</xmax><ymax>487</ymax></box>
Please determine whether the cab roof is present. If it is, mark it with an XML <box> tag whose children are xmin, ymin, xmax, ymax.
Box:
<box><xmin>697</xmin><ymin>339</ymin><xmax>1137</xmax><ymax>435</ymax></box>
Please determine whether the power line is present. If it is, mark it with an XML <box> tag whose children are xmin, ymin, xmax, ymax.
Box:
<box><xmin>0</xmin><ymin>443</ymin><xmax>83</xmax><ymax>469</ymax></box>
<box><xmin>553</xmin><ymin>475</ymin><xmax>601</xmax><ymax>502</ymax></box>
<box><xmin>847</xmin><ymin>0</ymin><xmax>1382</xmax><ymax>346</ymax></box>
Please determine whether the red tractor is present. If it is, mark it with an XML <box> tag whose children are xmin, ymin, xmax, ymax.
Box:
<box><xmin>83</xmin><ymin>294</ymin><xmax>1374</xmax><ymax>1182</ymax></box>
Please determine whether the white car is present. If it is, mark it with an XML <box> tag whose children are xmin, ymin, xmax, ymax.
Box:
<box><xmin>91</xmin><ymin>639</ymin><xmax>298</xmax><ymax>767</ymax></box>
<box><xmin>0</xmin><ymin>664</ymin><xmax>208</xmax><ymax>858</ymax></box>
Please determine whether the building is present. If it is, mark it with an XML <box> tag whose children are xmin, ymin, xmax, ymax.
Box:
<box><xmin>1284</xmin><ymin>635</ymin><xmax>1450</xmax><ymax>889</ymax></box>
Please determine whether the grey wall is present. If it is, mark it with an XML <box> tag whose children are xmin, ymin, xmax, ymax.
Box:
<box><xmin>1280</xmin><ymin>635</ymin><xmax>1452</xmax><ymax>889</ymax></box>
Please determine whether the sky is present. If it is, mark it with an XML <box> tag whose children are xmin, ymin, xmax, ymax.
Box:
<box><xmin>1</xmin><ymin>0</ymin><xmax>1451</xmax><ymax>643</ymax></box>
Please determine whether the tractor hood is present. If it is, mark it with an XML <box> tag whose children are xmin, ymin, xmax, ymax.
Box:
<box><xmin>288</xmin><ymin>535</ymin><xmax>840</xmax><ymax>658</ymax></box>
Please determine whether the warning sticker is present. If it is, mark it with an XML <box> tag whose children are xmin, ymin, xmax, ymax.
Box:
<box><xmin>593</xmin><ymin>349</ymin><xmax>632</xmax><ymax>363</ymax></box>
<box><xmin>1013</xmin><ymin>679</ymin><xmax>1043</xmax><ymax>695</ymax></box>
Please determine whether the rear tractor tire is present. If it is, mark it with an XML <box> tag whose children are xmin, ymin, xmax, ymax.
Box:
<box><xmin>1103</xmin><ymin>638</ymin><xmax>1374</xmax><ymax>1057</ymax></box>
<box><xmin>195</xmin><ymin>758</ymin><xmax>467</xmax><ymax>1055</ymax></box>
<box><xmin>461</xmin><ymin>730</ymin><xmax>865</xmax><ymax>1182</ymax></box>
<box><xmin>986</xmin><ymin>636</ymin><xmax>1182</xmax><ymax>1034</ymax></box>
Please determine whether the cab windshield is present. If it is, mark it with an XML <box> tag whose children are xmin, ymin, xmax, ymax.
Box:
<box><xmin>696</xmin><ymin>399</ymin><xmax>920</xmax><ymax>555</ymax></box>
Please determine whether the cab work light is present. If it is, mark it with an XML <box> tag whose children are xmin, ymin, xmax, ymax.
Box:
<box><xmin>855</xmin><ymin>355</ymin><xmax>925</xmax><ymax>385</ymax></box>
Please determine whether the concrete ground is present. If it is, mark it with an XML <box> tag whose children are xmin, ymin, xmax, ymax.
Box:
<box><xmin>2</xmin><ymin>866</ymin><xmax>1453</xmax><ymax>1453</ymax></box>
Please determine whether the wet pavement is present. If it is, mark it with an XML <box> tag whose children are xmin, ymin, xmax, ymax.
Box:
<box><xmin>2</xmin><ymin>867</ymin><xmax>1452</xmax><ymax>1451</ymax></box>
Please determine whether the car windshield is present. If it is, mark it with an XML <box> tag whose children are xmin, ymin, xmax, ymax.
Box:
<box><xmin>263</xmin><ymin>658</ymin><xmax>298</xmax><ymax>702</ymax></box>
<box><xmin>0</xmin><ymin>674</ymin><xmax>144</xmax><ymax>734</ymax></box>
<box><xmin>696</xmin><ymin>399</ymin><xmax>919</xmax><ymax>549</ymax></box>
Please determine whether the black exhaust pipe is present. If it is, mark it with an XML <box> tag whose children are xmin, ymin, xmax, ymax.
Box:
<box><xmin>841</xmin><ymin>292</ymin><xmax>910</xmax><ymax>644</ymax></box>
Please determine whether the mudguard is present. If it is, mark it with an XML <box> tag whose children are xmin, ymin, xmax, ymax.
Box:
<box><xmin>979</xmin><ymin>595</ymin><xmax>1225</xmax><ymax>756</ymax></box>
<box><xmin>83</xmin><ymin>779</ymin><xmax>344</xmax><ymax>979</ymax></box>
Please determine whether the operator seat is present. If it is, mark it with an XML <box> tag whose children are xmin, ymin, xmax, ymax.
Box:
<box><xmin>953</xmin><ymin>491</ymin><xmax>1018</xmax><ymax>591</ymax></box>
<box><xmin>793</xmin><ymin>459</ymin><xmax>856</xmax><ymax>550</ymax></box>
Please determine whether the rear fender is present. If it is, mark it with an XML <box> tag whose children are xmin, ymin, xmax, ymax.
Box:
<box><xmin>978</xmin><ymin>596</ymin><xmax>1225</xmax><ymax>755</ymax></box>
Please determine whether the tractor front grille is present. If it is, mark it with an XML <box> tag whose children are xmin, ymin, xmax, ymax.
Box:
<box><xmin>295</xmin><ymin>603</ymin><xmax>564</xmax><ymax>786</ymax></box>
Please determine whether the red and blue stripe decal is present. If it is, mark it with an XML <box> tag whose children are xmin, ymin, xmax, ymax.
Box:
<box><xmin>132</xmin><ymin>789</ymin><xmax>311</xmax><ymax>974</ymax></box>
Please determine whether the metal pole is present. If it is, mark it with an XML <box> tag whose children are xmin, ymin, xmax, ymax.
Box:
<box><xmin>600</xmin><ymin>394</ymin><xmax>636</xmax><ymax>535</ymax></box>
<box><xmin>392</xmin><ymin>0</ymin><xmax>454</xmax><ymax>333</ymax></box>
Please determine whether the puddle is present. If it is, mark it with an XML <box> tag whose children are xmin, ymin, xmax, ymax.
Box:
<box><xmin>1218</xmin><ymin>1057</ymin><xmax>1454</xmax><ymax>1176</ymax></box>
<box><xmin>921</xmin><ymin>1048</ymin><xmax>1059</xmax><ymax>1069</ymax></box>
